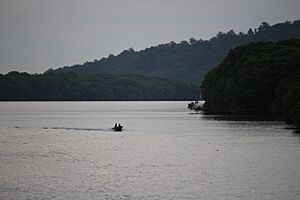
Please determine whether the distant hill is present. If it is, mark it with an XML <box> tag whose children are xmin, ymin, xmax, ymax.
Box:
<box><xmin>51</xmin><ymin>20</ymin><xmax>300</xmax><ymax>85</ymax></box>
<box><xmin>0</xmin><ymin>72</ymin><xmax>198</xmax><ymax>101</ymax></box>
<box><xmin>201</xmin><ymin>39</ymin><xmax>300</xmax><ymax>129</ymax></box>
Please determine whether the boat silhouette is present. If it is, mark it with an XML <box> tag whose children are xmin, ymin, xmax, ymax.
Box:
<box><xmin>112</xmin><ymin>123</ymin><xmax>123</xmax><ymax>132</ymax></box>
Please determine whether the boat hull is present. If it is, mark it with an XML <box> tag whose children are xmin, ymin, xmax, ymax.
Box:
<box><xmin>112</xmin><ymin>126</ymin><xmax>123</xmax><ymax>132</ymax></box>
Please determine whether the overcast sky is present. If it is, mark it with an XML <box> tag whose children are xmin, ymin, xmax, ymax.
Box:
<box><xmin>0</xmin><ymin>0</ymin><xmax>299</xmax><ymax>74</ymax></box>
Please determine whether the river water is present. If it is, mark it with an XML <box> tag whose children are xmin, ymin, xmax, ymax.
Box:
<box><xmin>0</xmin><ymin>101</ymin><xmax>299</xmax><ymax>200</ymax></box>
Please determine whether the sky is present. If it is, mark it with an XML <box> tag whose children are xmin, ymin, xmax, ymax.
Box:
<box><xmin>0</xmin><ymin>0</ymin><xmax>299</xmax><ymax>74</ymax></box>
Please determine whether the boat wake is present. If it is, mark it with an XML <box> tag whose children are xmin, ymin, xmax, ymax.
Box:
<box><xmin>43</xmin><ymin>127</ymin><xmax>111</xmax><ymax>132</ymax></box>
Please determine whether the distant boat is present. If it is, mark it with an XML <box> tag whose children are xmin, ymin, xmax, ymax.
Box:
<box><xmin>112</xmin><ymin>125</ymin><xmax>123</xmax><ymax>132</ymax></box>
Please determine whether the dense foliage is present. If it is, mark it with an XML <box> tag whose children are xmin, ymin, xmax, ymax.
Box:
<box><xmin>0</xmin><ymin>72</ymin><xmax>198</xmax><ymax>101</ymax></box>
<box><xmin>51</xmin><ymin>20</ymin><xmax>300</xmax><ymax>85</ymax></box>
<box><xmin>188</xmin><ymin>101</ymin><xmax>204</xmax><ymax>113</ymax></box>
<box><xmin>201</xmin><ymin>39</ymin><xmax>300</xmax><ymax>128</ymax></box>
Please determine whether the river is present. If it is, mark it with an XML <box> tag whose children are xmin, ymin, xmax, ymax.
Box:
<box><xmin>0</xmin><ymin>101</ymin><xmax>299</xmax><ymax>199</ymax></box>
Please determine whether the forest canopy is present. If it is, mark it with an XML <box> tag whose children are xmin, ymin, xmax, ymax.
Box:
<box><xmin>51</xmin><ymin>20</ymin><xmax>300</xmax><ymax>86</ymax></box>
<box><xmin>0</xmin><ymin>72</ymin><xmax>199</xmax><ymax>101</ymax></box>
<box><xmin>201</xmin><ymin>39</ymin><xmax>300</xmax><ymax>128</ymax></box>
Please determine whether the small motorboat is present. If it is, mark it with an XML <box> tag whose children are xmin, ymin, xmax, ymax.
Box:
<box><xmin>112</xmin><ymin>124</ymin><xmax>123</xmax><ymax>132</ymax></box>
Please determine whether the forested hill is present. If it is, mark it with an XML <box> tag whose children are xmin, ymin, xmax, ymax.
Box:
<box><xmin>0</xmin><ymin>72</ymin><xmax>198</xmax><ymax>101</ymax></box>
<box><xmin>201</xmin><ymin>39</ymin><xmax>300</xmax><ymax>129</ymax></box>
<box><xmin>51</xmin><ymin>20</ymin><xmax>300</xmax><ymax>85</ymax></box>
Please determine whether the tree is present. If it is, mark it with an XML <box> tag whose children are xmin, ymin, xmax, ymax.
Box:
<box><xmin>188</xmin><ymin>101</ymin><xmax>204</xmax><ymax>113</ymax></box>
<box><xmin>189</xmin><ymin>37</ymin><xmax>198</xmax><ymax>45</ymax></box>
<box><xmin>258</xmin><ymin>22</ymin><xmax>270</xmax><ymax>31</ymax></box>
<box><xmin>247</xmin><ymin>28</ymin><xmax>254</xmax><ymax>36</ymax></box>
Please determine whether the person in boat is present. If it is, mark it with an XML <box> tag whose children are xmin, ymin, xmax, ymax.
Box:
<box><xmin>113</xmin><ymin>123</ymin><xmax>123</xmax><ymax>131</ymax></box>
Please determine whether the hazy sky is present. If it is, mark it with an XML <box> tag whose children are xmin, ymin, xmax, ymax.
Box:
<box><xmin>0</xmin><ymin>0</ymin><xmax>299</xmax><ymax>74</ymax></box>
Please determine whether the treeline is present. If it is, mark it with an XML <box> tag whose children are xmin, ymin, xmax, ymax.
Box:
<box><xmin>51</xmin><ymin>20</ymin><xmax>300</xmax><ymax>85</ymax></box>
<box><xmin>201</xmin><ymin>39</ymin><xmax>300</xmax><ymax>128</ymax></box>
<box><xmin>0</xmin><ymin>72</ymin><xmax>199</xmax><ymax>101</ymax></box>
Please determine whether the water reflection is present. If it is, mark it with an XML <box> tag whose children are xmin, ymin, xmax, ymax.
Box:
<box><xmin>201</xmin><ymin>114</ymin><xmax>283</xmax><ymax>121</ymax></box>
<box><xmin>201</xmin><ymin>114</ymin><xmax>300</xmax><ymax>134</ymax></box>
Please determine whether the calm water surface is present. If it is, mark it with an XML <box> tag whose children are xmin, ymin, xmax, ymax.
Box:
<box><xmin>0</xmin><ymin>101</ymin><xmax>299</xmax><ymax>200</ymax></box>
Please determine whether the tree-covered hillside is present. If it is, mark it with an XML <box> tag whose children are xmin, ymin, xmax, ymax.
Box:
<box><xmin>201</xmin><ymin>39</ymin><xmax>300</xmax><ymax>128</ymax></box>
<box><xmin>51</xmin><ymin>20</ymin><xmax>300</xmax><ymax>85</ymax></box>
<box><xmin>0</xmin><ymin>72</ymin><xmax>198</xmax><ymax>101</ymax></box>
